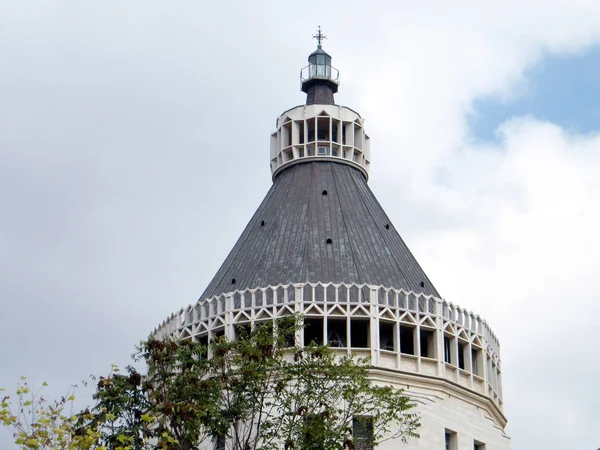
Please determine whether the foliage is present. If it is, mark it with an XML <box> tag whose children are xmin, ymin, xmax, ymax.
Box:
<box><xmin>280</xmin><ymin>345</ymin><xmax>420</xmax><ymax>449</ymax></box>
<box><xmin>0</xmin><ymin>378</ymin><xmax>101</xmax><ymax>450</ymax></box>
<box><xmin>208</xmin><ymin>317</ymin><xmax>420</xmax><ymax>450</ymax></box>
<box><xmin>92</xmin><ymin>340</ymin><xmax>217</xmax><ymax>450</ymax></box>
<box><xmin>1</xmin><ymin>316</ymin><xmax>420</xmax><ymax>450</ymax></box>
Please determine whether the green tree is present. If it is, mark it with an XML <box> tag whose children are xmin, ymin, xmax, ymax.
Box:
<box><xmin>92</xmin><ymin>340</ymin><xmax>218</xmax><ymax>450</ymax></box>
<box><xmin>2</xmin><ymin>316</ymin><xmax>420</xmax><ymax>450</ymax></box>
<box><xmin>278</xmin><ymin>344</ymin><xmax>419</xmax><ymax>449</ymax></box>
<box><xmin>184</xmin><ymin>316</ymin><xmax>420</xmax><ymax>450</ymax></box>
<box><xmin>0</xmin><ymin>378</ymin><xmax>100</xmax><ymax>450</ymax></box>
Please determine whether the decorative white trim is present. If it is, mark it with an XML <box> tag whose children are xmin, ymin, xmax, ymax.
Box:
<box><xmin>154</xmin><ymin>281</ymin><xmax>504</xmax><ymax>411</ymax></box>
<box><xmin>269</xmin><ymin>105</ymin><xmax>371</xmax><ymax>178</ymax></box>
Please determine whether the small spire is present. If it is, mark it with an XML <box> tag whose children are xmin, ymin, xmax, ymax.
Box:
<box><xmin>312</xmin><ymin>26</ymin><xmax>327</xmax><ymax>49</ymax></box>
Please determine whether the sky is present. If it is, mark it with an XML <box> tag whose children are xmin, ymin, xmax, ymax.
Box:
<box><xmin>1</xmin><ymin>1</ymin><xmax>599</xmax><ymax>449</ymax></box>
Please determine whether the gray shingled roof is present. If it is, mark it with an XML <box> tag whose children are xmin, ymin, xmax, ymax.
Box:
<box><xmin>199</xmin><ymin>161</ymin><xmax>440</xmax><ymax>300</ymax></box>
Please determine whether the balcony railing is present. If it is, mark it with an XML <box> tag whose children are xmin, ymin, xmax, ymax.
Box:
<box><xmin>300</xmin><ymin>64</ymin><xmax>340</xmax><ymax>84</ymax></box>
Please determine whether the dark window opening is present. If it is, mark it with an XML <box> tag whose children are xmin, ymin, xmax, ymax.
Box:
<box><xmin>350</xmin><ymin>319</ymin><xmax>369</xmax><ymax>348</ymax></box>
<box><xmin>260</xmin><ymin>220</ymin><xmax>265</xmax><ymax>227</ymax></box>
<box><xmin>214</xmin><ymin>435</ymin><xmax>226</xmax><ymax>450</ymax></box>
<box><xmin>419</xmin><ymin>281</ymin><xmax>425</xmax><ymax>288</ymax></box>
<box><xmin>307</xmin><ymin>119</ymin><xmax>315</xmax><ymax>142</ymax></box>
<box><xmin>379</xmin><ymin>321</ymin><xmax>395</xmax><ymax>351</ymax></box>
<box><xmin>444</xmin><ymin>336</ymin><xmax>453</xmax><ymax>364</ymax></box>
<box><xmin>234</xmin><ymin>323</ymin><xmax>251</xmax><ymax>340</ymax></box>
<box><xmin>384</xmin><ymin>223</ymin><xmax>390</xmax><ymax>229</ymax></box>
<box><xmin>474</xmin><ymin>440</ymin><xmax>486</xmax><ymax>450</ymax></box>
<box><xmin>322</xmin><ymin>189</ymin><xmax>328</xmax><ymax>196</ymax></box>
<box><xmin>472</xmin><ymin>348</ymin><xmax>481</xmax><ymax>376</ymax></box>
<box><xmin>420</xmin><ymin>329</ymin><xmax>434</xmax><ymax>358</ymax></box>
<box><xmin>282</xmin><ymin>122</ymin><xmax>292</xmax><ymax>147</ymax></box>
<box><xmin>327</xmin><ymin>319</ymin><xmax>347</xmax><ymax>347</ymax></box>
<box><xmin>212</xmin><ymin>328</ymin><xmax>225</xmax><ymax>343</ymax></box>
<box><xmin>326</xmin><ymin>238</ymin><xmax>332</xmax><ymax>244</ymax></box>
<box><xmin>304</xmin><ymin>318</ymin><xmax>323</xmax><ymax>345</ymax></box>
<box><xmin>281</xmin><ymin>325</ymin><xmax>296</xmax><ymax>348</ymax></box>
<box><xmin>399</xmin><ymin>325</ymin><xmax>415</xmax><ymax>355</ymax></box>
<box><xmin>198</xmin><ymin>335</ymin><xmax>208</xmax><ymax>359</ymax></box>
<box><xmin>231</xmin><ymin>278</ymin><xmax>236</xmax><ymax>285</ymax></box>
<box><xmin>317</xmin><ymin>117</ymin><xmax>330</xmax><ymax>140</ymax></box>
<box><xmin>458</xmin><ymin>342</ymin><xmax>466</xmax><ymax>370</ymax></box>
<box><xmin>332</xmin><ymin>121</ymin><xmax>339</xmax><ymax>143</ymax></box>
<box><xmin>298</xmin><ymin>121</ymin><xmax>305</xmax><ymax>144</ymax></box>
<box><xmin>353</xmin><ymin>417</ymin><xmax>374</xmax><ymax>450</ymax></box>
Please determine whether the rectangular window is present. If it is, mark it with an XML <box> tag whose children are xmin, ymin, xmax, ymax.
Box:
<box><xmin>419</xmin><ymin>328</ymin><xmax>435</xmax><ymax>358</ymax></box>
<box><xmin>307</xmin><ymin>118</ymin><xmax>315</xmax><ymax>142</ymax></box>
<box><xmin>198</xmin><ymin>335</ymin><xmax>209</xmax><ymax>359</ymax></box>
<box><xmin>445</xmin><ymin>429</ymin><xmax>457</xmax><ymax>450</ymax></box>
<box><xmin>215</xmin><ymin>435</ymin><xmax>225</xmax><ymax>450</ymax></box>
<box><xmin>283</xmin><ymin>122</ymin><xmax>292</xmax><ymax>147</ymax></box>
<box><xmin>458</xmin><ymin>342</ymin><xmax>465</xmax><ymax>370</ymax></box>
<box><xmin>304</xmin><ymin>318</ymin><xmax>323</xmax><ymax>345</ymax></box>
<box><xmin>234</xmin><ymin>323</ymin><xmax>251</xmax><ymax>340</ymax></box>
<box><xmin>317</xmin><ymin>117</ymin><xmax>330</xmax><ymax>140</ymax></box>
<box><xmin>474</xmin><ymin>440</ymin><xmax>486</xmax><ymax>450</ymax></box>
<box><xmin>379</xmin><ymin>321</ymin><xmax>395</xmax><ymax>351</ymax></box>
<box><xmin>444</xmin><ymin>336</ymin><xmax>453</xmax><ymax>364</ymax></box>
<box><xmin>327</xmin><ymin>318</ymin><xmax>347</xmax><ymax>347</ymax></box>
<box><xmin>353</xmin><ymin>417</ymin><xmax>374</xmax><ymax>450</ymax></box>
<box><xmin>472</xmin><ymin>348</ymin><xmax>481</xmax><ymax>376</ymax></box>
<box><xmin>317</xmin><ymin>146</ymin><xmax>328</xmax><ymax>155</ymax></box>
<box><xmin>332</xmin><ymin>120</ymin><xmax>339</xmax><ymax>143</ymax></box>
<box><xmin>399</xmin><ymin>325</ymin><xmax>415</xmax><ymax>355</ymax></box>
<box><xmin>350</xmin><ymin>319</ymin><xmax>369</xmax><ymax>348</ymax></box>
<box><xmin>212</xmin><ymin>328</ymin><xmax>225</xmax><ymax>342</ymax></box>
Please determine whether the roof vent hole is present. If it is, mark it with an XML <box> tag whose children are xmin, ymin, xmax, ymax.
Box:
<box><xmin>322</xmin><ymin>190</ymin><xmax>328</xmax><ymax>196</ymax></box>
<box><xmin>260</xmin><ymin>220</ymin><xmax>265</xmax><ymax>227</ymax></box>
<box><xmin>326</xmin><ymin>238</ymin><xmax>332</xmax><ymax>245</ymax></box>
<box><xmin>231</xmin><ymin>278</ymin><xmax>236</xmax><ymax>285</ymax></box>
<box><xmin>384</xmin><ymin>224</ymin><xmax>390</xmax><ymax>229</ymax></box>
<box><xmin>419</xmin><ymin>281</ymin><xmax>425</xmax><ymax>288</ymax></box>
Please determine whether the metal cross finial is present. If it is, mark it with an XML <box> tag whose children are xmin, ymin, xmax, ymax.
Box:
<box><xmin>312</xmin><ymin>26</ymin><xmax>327</xmax><ymax>48</ymax></box>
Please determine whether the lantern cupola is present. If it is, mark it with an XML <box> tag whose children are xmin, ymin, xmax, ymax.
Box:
<box><xmin>300</xmin><ymin>27</ymin><xmax>339</xmax><ymax>105</ymax></box>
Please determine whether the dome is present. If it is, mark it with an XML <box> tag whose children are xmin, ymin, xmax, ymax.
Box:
<box><xmin>199</xmin><ymin>161</ymin><xmax>439</xmax><ymax>300</ymax></box>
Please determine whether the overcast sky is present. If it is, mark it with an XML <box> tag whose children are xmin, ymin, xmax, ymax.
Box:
<box><xmin>1</xmin><ymin>1</ymin><xmax>599</xmax><ymax>449</ymax></box>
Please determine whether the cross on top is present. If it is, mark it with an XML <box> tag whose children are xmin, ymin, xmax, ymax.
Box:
<box><xmin>312</xmin><ymin>26</ymin><xmax>327</xmax><ymax>48</ymax></box>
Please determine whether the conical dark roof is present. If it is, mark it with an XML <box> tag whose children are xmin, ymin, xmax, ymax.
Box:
<box><xmin>199</xmin><ymin>161</ymin><xmax>440</xmax><ymax>300</ymax></box>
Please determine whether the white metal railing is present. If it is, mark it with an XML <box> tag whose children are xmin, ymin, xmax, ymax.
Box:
<box><xmin>300</xmin><ymin>64</ymin><xmax>340</xmax><ymax>84</ymax></box>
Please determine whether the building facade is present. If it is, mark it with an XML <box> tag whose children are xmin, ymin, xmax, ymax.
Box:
<box><xmin>155</xmin><ymin>36</ymin><xmax>511</xmax><ymax>450</ymax></box>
